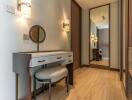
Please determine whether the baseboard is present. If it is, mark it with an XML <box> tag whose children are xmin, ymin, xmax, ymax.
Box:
<box><xmin>110</xmin><ymin>68</ymin><xmax>120</xmax><ymax>72</ymax></box>
<box><xmin>81</xmin><ymin>64</ymin><xmax>120</xmax><ymax>71</ymax></box>
<box><xmin>81</xmin><ymin>64</ymin><xmax>90</xmax><ymax>67</ymax></box>
<box><xmin>82</xmin><ymin>64</ymin><xmax>110</xmax><ymax>70</ymax></box>
<box><xmin>89</xmin><ymin>64</ymin><xmax>110</xmax><ymax>70</ymax></box>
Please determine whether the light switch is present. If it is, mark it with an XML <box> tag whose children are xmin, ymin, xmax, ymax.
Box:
<box><xmin>6</xmin><ymin>5</ymin><xmax>15</xmax><ymax>14</ymax></box>
<box><xmin>23</xmin><ymin>34</ymin><xmax>29</xmax><ymax>40</ymax></box>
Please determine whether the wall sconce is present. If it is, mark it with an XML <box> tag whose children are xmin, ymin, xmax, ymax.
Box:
<box><xmin>17</xmin><ymin>0</ymin><xmax>31</xmax><ymax>18</ymax></box>
<box><xmin>63</xmin><ymin>19</ymin><xmax>70</xmax><ymax>32</ymax></box>
<box><xmin>90</xmin><ymin>34</ymin><xmax>95</xmax><ymax>41</ymax></box>
<box><xmin>94</xmin><ymin>37</ymin><xmax>98</xmax><ymax>42</ymax></box>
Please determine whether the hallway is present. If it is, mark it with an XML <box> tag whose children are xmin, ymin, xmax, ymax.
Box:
<box><xmin>37</xmin><ymin>67</ymin><xmax>127</xmax><ymax>100</ymax></box>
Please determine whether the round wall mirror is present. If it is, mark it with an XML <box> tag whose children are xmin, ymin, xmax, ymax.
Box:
<box><xmin>29</xmin><ymin>25</ymin><xmax>46</xmax><ymax>43</ymax></box>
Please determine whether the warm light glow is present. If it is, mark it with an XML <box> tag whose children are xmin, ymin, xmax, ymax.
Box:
<box><xmin>63</xmin><ymin>19</ymin><xmax>70</xmax><ymax>32</ymax></box>
<box><xmin>18</xmin><ymin>0</ymin><xmax>31</xmax><ymax>18</ymax></box>
<box><xmin>90</xmin><ymin>34</ymin><xmax>98</xmax><ymax>42</ymax></box>
<box><xmin>94</xmin><ymin>37</ymin><xmax>98</xmax><ymax>42</ymax></box>
<box><xmin>21</xmin><ymin>4</ymin><xmax>31</xmax><ymax>18</ymax></box>
<box><xmin>90</xmin><ymin>34</ymin><xmax>95</xmax><ymax>38</ymax></box>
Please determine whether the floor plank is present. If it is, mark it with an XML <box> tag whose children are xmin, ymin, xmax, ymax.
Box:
<box><xmin>36</xmin><ymin>67</ymin><xmax>127</xmax><ymax>100</ymax></box>
<box><xmin>90</xmin><ymin>60</ymin><xmax>109</xmax><ymax>66</ymax></box>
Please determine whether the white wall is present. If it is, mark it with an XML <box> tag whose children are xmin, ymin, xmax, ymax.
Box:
<box><xmin>0</xmin><ymin>0</ymin><xmax>71</xmax><ymax>100</ymax></box>
<box><xmin>81</xmin><ymin>1</ymin><xmax>120</xmax><ymax>69</ymax></box>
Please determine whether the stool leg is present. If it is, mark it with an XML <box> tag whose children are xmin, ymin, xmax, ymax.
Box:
<box><xmin>34</xmin><ymin>78</ymin><xmax>36</xmax><ymax>100</ymax></box>
<box><xmin>49</xmin><ymin>81</ymin><xmax>52</xmax><ymax>100</ymax></box>
<box><xmin>42</xmin><ymin>83</ymin><xmax>45</xmax><ymax>92</ymax></box>
<box><xmin>66</xmin><ymin>76</ymin><xmax>69</xmax><ymax>93</ymax></box>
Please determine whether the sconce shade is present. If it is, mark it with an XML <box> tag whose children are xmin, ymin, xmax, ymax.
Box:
<box><xmin>18</xmin><ymin>0</ymin><xmax>31</xmax><ymax>18</ymax></box>
<box><xmin>63</xmin><ymin>19</ymin><xmax>70</xmax><ymax>32</ymax></box>
<box><xmin>94</xmin><ymin>37</ymin><xmax>98</xmax><ymax>42</ymax></box>
<box><xmin>90</xmin><ymin>34</ymin><xmax>95</xmax><ymax>38</ymax></box>
<box><xmin>90</xmin><ymin>34</ymin><xmax>98</xmax><ymax>42</ymax></box>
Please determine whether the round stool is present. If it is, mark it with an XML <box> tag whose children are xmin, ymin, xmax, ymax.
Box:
<box><xmin>33</xmin><ymin>65</ymin><xmax>69</xmax><ymax>100</ymax></box>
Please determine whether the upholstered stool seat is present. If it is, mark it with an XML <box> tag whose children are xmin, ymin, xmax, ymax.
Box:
<box><xmin>35</xmin><ymin>66</ymin><xmax>68</xmax><ymax>83</ymax></box>
<box><xmin>33</xmin><ymin>65</ymin><xmax>69</xmax><ymax>100</ymax></box>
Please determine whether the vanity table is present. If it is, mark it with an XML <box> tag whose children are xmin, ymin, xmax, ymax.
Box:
<box><xmin>13</xmin><ymin>51</ymin><xmax>73</xmax><ymax>100</ymax></box>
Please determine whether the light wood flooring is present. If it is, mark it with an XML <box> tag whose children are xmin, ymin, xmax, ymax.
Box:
<box><xmin>90</xmin><ymin>60</ymin><xmax>109</xmax><ymax>66</ymax></box>
<box><xmin>36</xmin><ymin>68</ymin><xmax>127</xmax><ymax>100</ymax></box>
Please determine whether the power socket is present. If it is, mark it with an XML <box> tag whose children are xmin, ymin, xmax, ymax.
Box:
<box><xmin>23</xmin><ymin>34</ymin><xmax>29</xmax><ymax>40</ymax></box>
<box><xmin>6</xmin><ymin>5</ymin><xmax>15</xmax><ymax>14</ymax></box>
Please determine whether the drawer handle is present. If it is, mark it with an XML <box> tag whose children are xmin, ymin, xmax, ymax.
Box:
<box><xmin>57</xmin><ymin>57</ymin><xmax>62</xmax><ymax>59</ymax></box>
<box><xmin>38</xmin><ymin>60</ymin><xmax>46</xmax><ymax>63</ymax></box>
<box><xmin>68</xmin><ymin>55</ymin><xmax>72</xmax><ymax>57</ymax></box>
<box><xmin>69</xmin><ymin>60</ymin><xmax>72</xmax><ymax>62</ymax></box>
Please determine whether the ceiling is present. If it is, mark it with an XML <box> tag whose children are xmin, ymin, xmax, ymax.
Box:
<box><xmin>75</xmin><ymin>0</ymin><xmax>118</xmax><ymax>9</ymax></box>
<box><xmin>90</xmin><ymin>5</ymin><xmax>109</xmax><ymax>29</ymax></box>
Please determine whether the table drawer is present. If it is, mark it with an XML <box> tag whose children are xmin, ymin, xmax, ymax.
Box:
<box><xmin>64</xmin><ymin>53</ymin><xmax>73</xmax><ymax>60</ymax></box>
<box><xmin>62</xmin><ymin>59</ymin><xmax>73</xmax><ymax>65</ymax></box>
<box><xmin>30</xmin><ymin>56</ymin><xmax>49</xmax><ymax>67</ymax></box>
<box><xmin>47</xmin><ymin>54</ymin><xmax>65</xmax><ymax>63</ymax></box>
<box><xmin>30</xmin><ymin>54</ymin><xmax>65</xmax><ymax>67</ymax></box>
<box><xmin>62</xmin><ymin>53</ymin><xmax>73</xmax><ymax>64</ymax></box>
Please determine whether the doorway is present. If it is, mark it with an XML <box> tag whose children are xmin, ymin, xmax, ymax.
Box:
<box><xmin>89</xmin><ymin>4</ymin><xmax>110</xmax><ymax>67</ymax></box>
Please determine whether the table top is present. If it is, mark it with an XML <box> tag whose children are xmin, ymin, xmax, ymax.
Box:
<box><xmin>22</xmin><ymin>51</ymin><xmax>73</xmax><ymax>58</ymax></box>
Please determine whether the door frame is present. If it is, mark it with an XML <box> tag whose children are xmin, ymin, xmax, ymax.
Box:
<box><xmin>120</xmin><ymin>0</ymin><xmax>129</xmax><ymax>96</ymax></box>
<box><xmin>71</xmin><ymin>0</ymin><xmax>82</xmax><ymax>69</ymax></box>
<box><xmin>88</xmin><ymin>4</ymin><xmax>111</xmax><ymax>68</ymax></box>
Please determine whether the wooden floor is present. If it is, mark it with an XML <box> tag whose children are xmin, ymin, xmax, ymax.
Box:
<box><xmin>90</xmin><ymin>60</ymin><xmax>109</xmax><ymax>66</ymax></box>
<box><xmin>36</xmin><ymin>67</ymin><xmax>127</xmax><ymax>100</ymax></box>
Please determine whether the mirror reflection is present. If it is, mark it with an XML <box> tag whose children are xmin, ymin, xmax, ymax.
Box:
<box><xmin>89</xmin><ymin>5</ymin><xmax>110</xmax><ymax>66</ymax></box>
<box><xmin>29</xmin><ymin>25</ymin><xmax>46</xmax><ymax>43</ymax></box>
